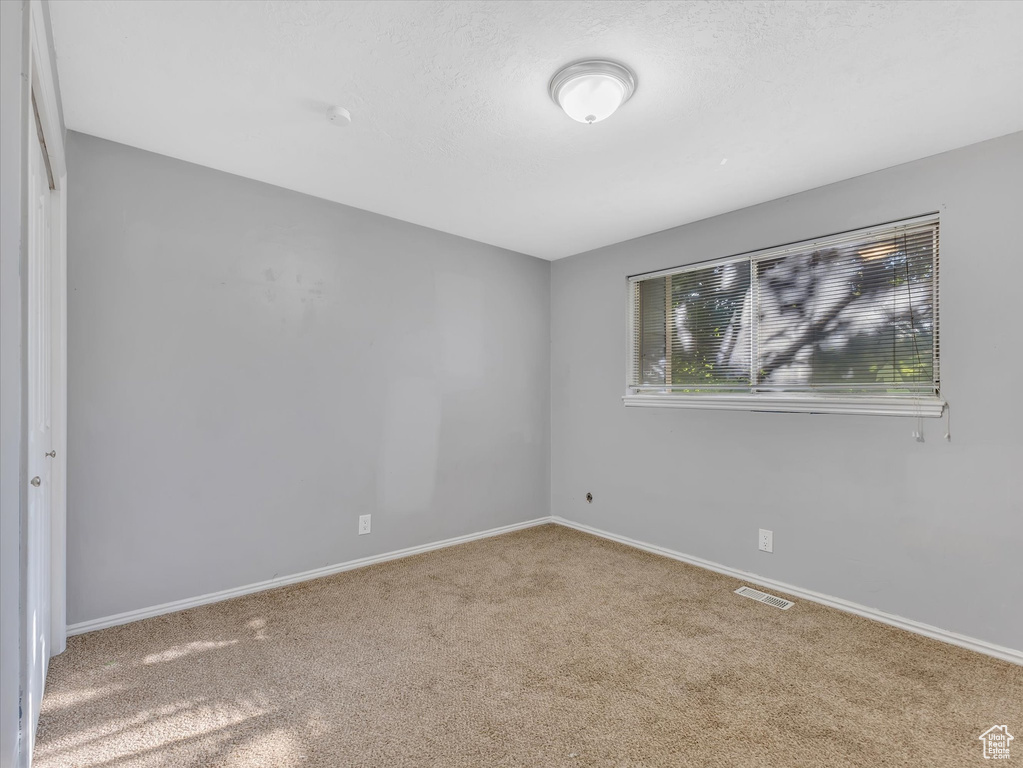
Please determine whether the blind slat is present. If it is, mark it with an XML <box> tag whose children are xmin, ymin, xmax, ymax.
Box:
<box><xmin>631</xmin><ymin>216</ymin><xmax>939</xmax><ymax>397</ymax></box>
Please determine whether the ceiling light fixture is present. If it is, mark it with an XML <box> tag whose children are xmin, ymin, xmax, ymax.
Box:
<box><xmin>549</xmin><ymin>59</ymin><xmax>636</xmax><ymax>124</ymax></box>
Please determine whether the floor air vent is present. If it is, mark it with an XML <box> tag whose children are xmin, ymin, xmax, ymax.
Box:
<box><xmin>734</xmin><ymin>586</ymin><xmax>794</xmax><ymax>610</ymax></box>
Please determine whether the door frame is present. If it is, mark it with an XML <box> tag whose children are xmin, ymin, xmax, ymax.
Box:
<box><xmin>20</xmin><ymin>1</ymin><xmax>66</xmax><ymax>761</ymax></box>
<box><xmin>28</xmin><ymin>0</ymin><xmax>66</xmax><ymax>660</ymax></box>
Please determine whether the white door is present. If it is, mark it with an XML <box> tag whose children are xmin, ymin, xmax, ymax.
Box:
<box><xmin>25</xmin><ymin>108</ymin><xmax>54</xmax><ymax>761</ymax></box>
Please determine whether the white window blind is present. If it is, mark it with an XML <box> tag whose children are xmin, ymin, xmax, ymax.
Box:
<box><xmin>626</xmin><ymin>215</ymin><xmax>943</xmax><ymax>416</ymax></box>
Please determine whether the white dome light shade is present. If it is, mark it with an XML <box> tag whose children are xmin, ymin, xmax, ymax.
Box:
<box><xmin>558</xmin><ymin>76</ymin><xmax>625</xmax><ymax>124</ymax></box>
<box><xmin>549</xmin><ymin>60</ymin><xmax>636</xmax><ymax>124</ymax></box>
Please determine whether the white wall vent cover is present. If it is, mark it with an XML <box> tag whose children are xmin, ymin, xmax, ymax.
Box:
<box><xmin>735</xmin><ymin>586</ymin><xmax>795</xmax><ymax>610</ymax></box>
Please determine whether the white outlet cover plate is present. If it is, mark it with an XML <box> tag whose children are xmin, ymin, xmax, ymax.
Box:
<box><xmin>759</xmin><ymin>528</ymin><xmax>773</xmax><ymax>553</ymax></box>
<box><xmin>359</xmin><ymin>514</ymin><xmax>371</xmax><ymax>535</ymax></box>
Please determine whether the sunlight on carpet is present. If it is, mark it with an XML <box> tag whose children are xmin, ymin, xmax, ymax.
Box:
<box><xmin>36</xmin><ymin>525</ymin><xmax>1022</xmax><ymax>767</ymax></box>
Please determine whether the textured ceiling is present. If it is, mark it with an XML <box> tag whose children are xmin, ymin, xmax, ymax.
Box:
<box><xmin>50</xmin><ymin>0</ymin><xmax>1023</xmax><ymax>260</ymax></box>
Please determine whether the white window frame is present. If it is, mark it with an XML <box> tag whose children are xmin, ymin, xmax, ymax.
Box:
<box><xmin>623</xmin><ymin>215</ymin><xmax>945</xmax><ymax>417</ymax></box>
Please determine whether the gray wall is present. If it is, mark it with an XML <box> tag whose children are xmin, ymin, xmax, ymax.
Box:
<box><xmin>552</xmin><ymin>131</ymin><xmax>1023</xmax><ymax>650</ymax></box>
<box><xmin>0</xmin><ymin>4</ymin><xmax>26</xmax><ymax>764</ymax></box>
<box><xmin>61</xmin><ymin>128</ymin><xmax>1023</xmax><ymax>649</ymax></box>
<box><xmin>66</xmin><ymin>132</ymin><xmax>550</xmax><ymax>625</ymax></box>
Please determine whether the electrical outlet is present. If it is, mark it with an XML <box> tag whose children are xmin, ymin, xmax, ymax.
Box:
<box><xmin>758</xmin><ymin>528</ymin><xmax>773</xmax><ymax>553</ymax></box>
<box><xmin>358</xmin><ymin>514</ymin><xmax>371</xmax><ymax>535</ymax></box>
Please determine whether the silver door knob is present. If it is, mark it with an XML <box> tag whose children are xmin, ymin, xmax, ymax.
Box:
<box><xmin>45</xmin><ymin>450</ymin><xmax>56</xmax><ymax>458</ymax></box>
<box><xmin>30</xmin><ymin>476</ymin><xmax>41</xmax><ymax>487</ymax></box>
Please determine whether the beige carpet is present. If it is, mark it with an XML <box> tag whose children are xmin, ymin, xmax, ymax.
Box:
<box><xmin>37</xmin><ymin>524</ymin><xmax>1021</xmax><ymax>767</ymax></box>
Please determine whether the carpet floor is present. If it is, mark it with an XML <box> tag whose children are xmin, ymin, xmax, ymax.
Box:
<box><xmin>37</xmin><ymin>524</ymin><xmax>1021</xmax><ymax>767</ymax></box>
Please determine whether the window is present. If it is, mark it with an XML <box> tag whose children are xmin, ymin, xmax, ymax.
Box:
<box><xmin>625</xmin><ymin>215</ymin><xmax>943</xmax><ymax>416</ymax></box>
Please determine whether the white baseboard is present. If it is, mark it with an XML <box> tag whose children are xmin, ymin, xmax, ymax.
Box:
<box><xmin>68</xmin><ymin>514</ymin><xmax>1022</xmax><ymax>666</ymax></box>
<box><xmin>551</xmin><ymin>516</ymin><xmax>1023</xmax><ymax>666</ymax></box>
<box><xmin>67</xmin><ymin>517</ymin><xmax>554</xmax><ymax>636</ymax></box>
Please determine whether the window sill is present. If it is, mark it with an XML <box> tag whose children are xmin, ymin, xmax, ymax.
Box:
<box><xmin>622</xmin><ymin>393</ymin><xmax>946</xmax><ymax>417</ymax></box>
